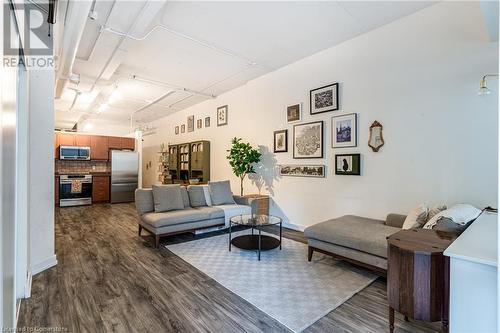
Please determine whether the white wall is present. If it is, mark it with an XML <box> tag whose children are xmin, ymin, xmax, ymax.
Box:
<box><xmin>143</xmin><ymin>2</ymin><xmax>498</xmax><ymax>229</ymax></box>
<box><xmin>29</xmin><ymin>69</ymin><xmax>57</xmax><ymax>274</ymax></box>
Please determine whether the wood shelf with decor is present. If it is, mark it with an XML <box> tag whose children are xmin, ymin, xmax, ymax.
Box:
<box><xmin>167</xmin><ymin>141</ymin><xmax>210</xmax><ymax>184</ymax></box>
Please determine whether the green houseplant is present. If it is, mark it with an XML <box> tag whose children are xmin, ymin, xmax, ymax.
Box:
<box><xmin>227</xmin><ymin>138</ymin><xmax>262</xmax><ymax>196</ymax></box>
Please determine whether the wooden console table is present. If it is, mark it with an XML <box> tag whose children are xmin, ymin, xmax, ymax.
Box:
<box><xmin>387</xmin><ymin>229</ymin><xmax>457</xmax><ymax>333</ymax></box>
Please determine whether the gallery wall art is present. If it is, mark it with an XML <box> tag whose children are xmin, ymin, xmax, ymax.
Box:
<box><xmin>217</xmin><ymin>105</ymin><xmax>228</xmax><ymax>126</ymax></box>
<box><xmin>205</xmin><ymin>117</ymin><xmax>211</xmax><ymax>127</ymax></box>
<box><xmin>332</xmin><ymin>113</ymin><xmax>357</xmax><ymax>148</ymax></box>
<box><xmin>197</xmin><ymin>119</ymin><xmax>202</xmax><ymax>129</ymax></box>
<box><xmin>187</xmin><ymin>115</ymin><xmax>194</xmax><ymax>132</ymax></box>
<box><xmin>286</xmin><ymin>103</ymin><xmax>302</xmax><ymax>123</ymax></box>
<box><xmin>293</xmin><ymin>121</ymin><xmax>323</xmax><ymax>159</ymax></box>
<box><xmin>279</xmin><ymin>164</ymin><xmax>325</xmax><ymax>178</ymax></box>
<box><xmin>273</xmin><ymin>130</ymin><xmax>288</xmax><ymax>153</ymax></box>
<box><xmin>368</xmin><ymin>121</ymin><xmax>384</xmax><ymax>152</ymax></box>
<box><xmin>310</xmin><ymin>83</ymin><xmax>339</xmax><ymax>115</ymax></box>
<box><xmin>335</xmin><ymin>153</ymin><xmax>361</xmax><ymax>175</ymax></box>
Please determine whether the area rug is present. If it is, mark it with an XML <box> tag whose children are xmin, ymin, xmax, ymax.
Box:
<box><xmin>166</xmin><ymin>231</ymin><xmax>377</xmax><ymax>332</ymax></box>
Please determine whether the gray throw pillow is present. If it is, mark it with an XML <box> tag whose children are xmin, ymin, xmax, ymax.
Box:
<box><xmin>180</xmin><ymin>187</ymin><xmax>190</xmax><ymax>208</ymax></box>
<box><xmin>152</xmin><ymin>185</ymin><xmax>184</xmax><ymax>212</ymax></box>
<box><xmin>187</xmin><ymin>186</ymin><xmax>207</xmax><ymax>207</ymax></box>
<box><xmin>208</xmin><ymin>180</ymin><xmax>235</xmax><ymax>205</ymax></box>
<box><xmin>433</xmin><ymin>217</ymin><xmax>473</xmax><ymax>235</ymax></box>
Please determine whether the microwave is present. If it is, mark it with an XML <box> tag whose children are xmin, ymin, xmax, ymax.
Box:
<box><xmin>59</xmin><ymin>146</ymin><xmax>91</xmax><ymax>160</ymax></box>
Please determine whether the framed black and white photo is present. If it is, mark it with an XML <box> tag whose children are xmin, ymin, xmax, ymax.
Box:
<box><xmin>273</xmin><ymin>130</ymin><xmax>288</xmax><ymax>153</ymax></box>
<box><xmin>181</xmin><ymin>124</ymin><xmax>185</xmax><ymax>133</ymax></box>
<box><xmin>279</xmin><ymin>165</ymin><xmax>325</xmax><ymax>178</ymax></box>
<box><xmin>310</xmin><ymin>83</ymin><xmax>339</xmax><ymax>115</ymax></box>
<box><xmin>197</xmin><ymin>119</ymin><xmax>202</xmax><ymax>129</ymax></box>
<box><xmin>187</xmin><ymin>115</ymin><xmax>194</xmax><ymax>132</ymax></box>
<box><xmin>175</xmin><ymin>126</ymin><xmax>179</xmax><ymax>135</ymax></box>
<box><xmin>286</xmin><ymin>103</ymin><xmax>302</xmax><ymax>123</ymax></box>
<box><xmin>332</xmin><ymin>113</ymin><xmax>357</xmax><ymax>148</ymax></box>
<box><xmin>293</xmin><ymin>121</ymin><xmax>323</xmax><ymax>159</ymax></box>
<box><xmin>217</xmin><ymin>105</ymin><xmax>228</xmax><ymax>126</ymax></box>
<box><xmin>205</xmin><ymin>117</ymin><xmax>211</xmax><ymax>127</ymax></box>
<box><xmin>335</xmin><ymin>154</ymin><xmax>361</xmax><ymax>175</ymax></box>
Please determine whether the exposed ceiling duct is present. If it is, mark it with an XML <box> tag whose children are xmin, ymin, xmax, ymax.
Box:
<box><xmin>54</xmin><ymin>0</ymin><xmax>93</xmax><ymax>98</ymax></box>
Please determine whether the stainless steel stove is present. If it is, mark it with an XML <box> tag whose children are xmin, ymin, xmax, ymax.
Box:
<box><xmin>59</xmin><ymin>174</ymin><xmax>92</xmax><ymax>207</ymax></box>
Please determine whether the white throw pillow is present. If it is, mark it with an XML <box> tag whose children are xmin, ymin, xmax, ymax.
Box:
<box><xmin>202</xmin><ymin>185</ymin><xmax>212</xmax><ymax>206</ymax></box>
<box><xmin>427</xmin><ymin>204</ymin><xmax>447</xmax><ymax>221</ymax></box>
<box><xmin>423</xmin><ymin>204</ymin><xmax>482</xmax><ymax>229</ymax></box>
<box><xmin>402</xmin><ymin>203</ymin><xmax>429</xmax><ymax>229</ymax></box>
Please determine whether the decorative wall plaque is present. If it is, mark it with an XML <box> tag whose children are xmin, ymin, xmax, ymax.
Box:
<box><xmin>368</xmin><ymin>121</ymin><xmax>384</xmax><ymax>152</ymax></box>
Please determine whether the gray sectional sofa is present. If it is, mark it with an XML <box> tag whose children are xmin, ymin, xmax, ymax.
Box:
<box><xmin>135</xmin><ymin>182</ymin><xmax>251</xmax><ymax>248</ymax></box>
<box><xmin>304</xmin><ymin>214</ymin><xmax>407</xmax><ymax>275</ymax></box>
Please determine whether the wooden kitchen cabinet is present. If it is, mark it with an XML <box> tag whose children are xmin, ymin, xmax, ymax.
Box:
<box><xmin>92</xmin><ymin>176</ymin><xmax>110</xmax><ymax>202</ymax></box>
<box><xmin>108</xmin><ymin>136</ymin><xmax>122</xmax><ymax>149</ymax></box>
<box><xmin>90</xmin><ymin>136</ymin><xmax>109</xmax><ymax>160</ymax></box>
<box><xmin>74</xmin><ymin>135</ymin><xmax>91</xmax><ymax>147</ymax></box>
<box><xmin>121</xmin><ymin>137</ymin><xmax>135</xmax><ymax>150</ymax></box>
<box><xmin>54</xmin><ymin>133</ymin><xmax>59</xmax><ymax>159</ymax></box>
<box><xmin>58</xmin><ymin>133</ymin><xmax>76</xmax><ymax>146</ymax></box>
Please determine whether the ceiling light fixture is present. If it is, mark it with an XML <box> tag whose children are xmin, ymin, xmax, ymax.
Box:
<box><xmin>97</xmin><ymin>104</ymin><xmax>108</xmax><ymax>113</ymax></box>
<box><xmin>478</xmin><ymin>74</ymin><xmax>498</xmax><ymax>96</ymax></box>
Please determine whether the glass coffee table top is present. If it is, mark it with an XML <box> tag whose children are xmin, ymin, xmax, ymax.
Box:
<box><xmin>230</xmin><ymin>214</ymin><xmax>282</xmax><ymax>226</ymax></box>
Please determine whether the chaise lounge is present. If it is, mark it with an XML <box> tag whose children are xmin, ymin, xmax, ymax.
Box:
<box><xmin>304</xmin><ymin>214</ymin><xmax>407</xmax><ymax>275</ymax></box>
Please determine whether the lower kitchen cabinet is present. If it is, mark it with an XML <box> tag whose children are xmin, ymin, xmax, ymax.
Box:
<box><xmin>92</xmin><ymin>176</ymin><xmax>110</xmax><ymax>203</ymax></box>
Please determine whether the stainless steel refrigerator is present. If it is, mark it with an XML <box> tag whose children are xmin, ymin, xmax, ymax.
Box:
<box><xmin>111</xmin><ymin>150</ymin><xmax>139</xmax><ymax>203</ymax></box>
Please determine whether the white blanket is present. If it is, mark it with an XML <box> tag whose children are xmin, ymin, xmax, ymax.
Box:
<box><xmin>200</xmin><ymin>184</ymin><xmax>251</xmax><ymax>227</ymax></box>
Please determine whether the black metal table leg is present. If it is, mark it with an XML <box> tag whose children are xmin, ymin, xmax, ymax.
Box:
<box><xmin>258</xmin><ymin>228</ymin><xmax>261</xmax><ymax>261</ymax></box>
<box><xmin>279</xmin><ymin>221</ymin><xmax>282</xmax><ymax>250</ymax></box>
<box><xmin>229</xmin><ymin>222</ymin><xmax>232</xmax><ymax>251</ymax></box>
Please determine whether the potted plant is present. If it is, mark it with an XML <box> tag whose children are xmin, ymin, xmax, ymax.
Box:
<box><xmin>227</xmin><ymin>138</ymin><xmax>262</xmax><ymax>196</ymax></box>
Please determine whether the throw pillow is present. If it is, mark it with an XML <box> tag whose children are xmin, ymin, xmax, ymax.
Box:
<box><xmin>402</xmin><ymin>203</ymin><xmax>429</xmax><ymax>229</ymax></box>
<box><xmin>423</xmin><ymin>203</ymin><xmax>482</xmax><ymax>229</ymax></box>
<box><xmin>152</xmin><ymin>185</ymin><xmax>184</xmax><ymax>212</ymax></box>
<box><xmin>427</xmin><ymin>204</ymin><xmax>447</xmax><ymax>221</ymax></box>
<box><xmin>202</xmin><ymin>185</ymin><xmax>212</xmax><ymax>206</ymax></box>
<box><xmin>433</xmin><ymin>217</ymin><xmax>472</xmax><ymax>235</ymax></box>
<box><xmin>187</xmin><ymin>186</ymin><xmax>207</xmax><ymax>207</ymax></box>
<box><xmin>180</xmin><ymin>186</ymin><xmax>190</xmax><ymax>208</ymax></box>
<box><xmin>208</xmin><ymin>180</ymin><xmax>236</xmax><ymax>205</ymax></box>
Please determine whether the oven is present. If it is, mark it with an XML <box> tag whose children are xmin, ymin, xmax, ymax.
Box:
<box><xmin>59</xmin><ymin>146</ymin><xmax>91</xmax><ymax>160</ymax></box>
<box><xmin>59</xmin><ymin>175</ymin><xmax>92</xmax><ymax>207</ymax></box>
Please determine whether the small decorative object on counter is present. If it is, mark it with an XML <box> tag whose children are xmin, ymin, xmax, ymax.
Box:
<box><xmin>368</xmin><ymin>121</ymin><xmax>384</xmax><ymax>152</ymax></box>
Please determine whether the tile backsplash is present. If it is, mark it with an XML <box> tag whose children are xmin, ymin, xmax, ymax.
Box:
<box><xmin>56</xmin><ymin>160</ymin><xmax>110</xmax><ymax>174</ymax></box>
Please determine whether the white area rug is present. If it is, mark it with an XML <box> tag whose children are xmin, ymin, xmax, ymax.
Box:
<box><xmin>166</xmin><ymin>231</ymin><xmax>377</xmax><ymax>332</ymax></box>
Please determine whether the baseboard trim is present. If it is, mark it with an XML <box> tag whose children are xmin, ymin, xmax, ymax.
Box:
<box><xmin>283</xmin><ymin>222</ymin><xmax>306</xmax><ymax>232</ymax></box>
<box><xmin>25</xmin><ymin>271</ymin><xmax>32</xmax><ymax>298</ymax></box>
<box><xmin>31</xmin><ymin>255</ymin><xmax>58</xmax><ymax>276</ymax></box>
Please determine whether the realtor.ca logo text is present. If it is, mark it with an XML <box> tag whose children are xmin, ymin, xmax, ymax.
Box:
<box><xmin>3</xmin><ymin>3</ymin><xmax>54</xmax><ymax>69</ymax></box>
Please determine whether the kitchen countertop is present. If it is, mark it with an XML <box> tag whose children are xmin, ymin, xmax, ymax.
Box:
<box><xmin>55</xmin><ymin>172</ymin><xmax>111</xmax><ymax>176</ymax></box>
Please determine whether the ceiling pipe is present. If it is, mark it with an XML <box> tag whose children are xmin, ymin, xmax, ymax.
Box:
<box><xmin>131</xmin><ymin>75</ymin><xmax>216</xmax><ymax>99</ymax></box>
<box><xmin>130</xmin><ymin>90</ymin><xmax>177</xmax><ymax>131</ymax></box>
<box><xmin>54</xmin><ymin>0</ymin><xmax>93</xmax><ymax>99</ymax></box>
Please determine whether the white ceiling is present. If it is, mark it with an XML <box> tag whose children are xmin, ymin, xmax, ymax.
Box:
<box><xmin>54</xmin><ymin>0</ymin><xmax>435</xmax><ymax>132</ymax></box>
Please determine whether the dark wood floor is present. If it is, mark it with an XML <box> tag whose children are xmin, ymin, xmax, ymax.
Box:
<box><xmin>18</xmin><ymin>203</ymin><xmax>440</xmax><ymax>333</ymax></box>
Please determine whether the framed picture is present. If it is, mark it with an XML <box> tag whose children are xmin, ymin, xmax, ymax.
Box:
<box><xmin>286</xmin><ymin>103</ymin><xmax>302</xmax><ymax>123</ymax></box>
<box><xmin>273</xmin><ymin>130</ymin><xmax>288</xmax><ymax>153</ymax></box>
<box><xmin>293</xmin><ymin>121</ymin><xmax>323</xmax><ymax>159</ymax></box>
<box><xmin>181</xmin><ymin>124</ymin><xmax>185</xmax><ymax>133</ymax></box>
<box><xmin>205</xmin><ymin>117</ymin><xmax>211</xmax><ymax>127</ymax></box>
<box><xmin>310</xmin><ymin>83</ymin><xmax>339</xmax><ymax>115</ymax></box>
<box><xmin>217</xmin><ymin>105</ymin><xmax>228</xmax><ymax>126</ymax></box>
<box><xmin>175</xmin><ymin>126</ymin><xmax>179</xmax><ymax>135</ymax></box>
<box><xmin>279</xmin><ymin>165</ymin><xmax>325</xmax><ymax>178</ymax></box>
<box><xmin>187</xmin><ymin>115</ymin><xmax>194</xmax><ymax>132</ymax></box>
<box><xmin>197</xmin><ymin>119</ymin><xmax>202</xmax><ymax>129</ymax></box>
<box><xmin>335</xmin><ymin>154</ymin><xmax>361</xmax><ymax>175</ymax></box>
<box><xmin>332</xmin><ymin>113</ymin><xmax>357</xmax><ymax>148</ymax></box>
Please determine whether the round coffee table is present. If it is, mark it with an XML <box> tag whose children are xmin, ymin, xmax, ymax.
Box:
<box><xmin>229</xmin><ymin>214</ymin><xmax>282</xmax><ymax>260</ymax></box>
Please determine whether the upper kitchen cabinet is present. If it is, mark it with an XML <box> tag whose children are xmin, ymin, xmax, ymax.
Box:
<box><xmin>58</xmin><ymin>133</ymin><xmax>76</xmax><ymax>146</ymax></box>
<box><xmin>108</xmin><ymin>136</ymin><xmax>135</xmax><ymax>150</ymax></box>
<box><xmin>90</xmin><ymin>136</ymin><xmax>109</xmax><ymax>160</ymax></box>
<box><xmin>74</xmin><ymin>135</ymin><xmax>91</xmax><ymax>147</ymax></box>
<box><xmin>121</xmin><ymin>137</ymin><xmax>135</xmax><ymax>150</ymax></box>
<box><xmin>108</xmin><ymin>136</ymin><xmax>122</xmax><ymax>149</ymax></box>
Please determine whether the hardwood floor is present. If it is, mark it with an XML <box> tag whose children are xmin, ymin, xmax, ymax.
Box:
<box><xmin>18</xmin><ymin>203</ymin><xmax>440</xmax><ymax>333</ymax></box>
